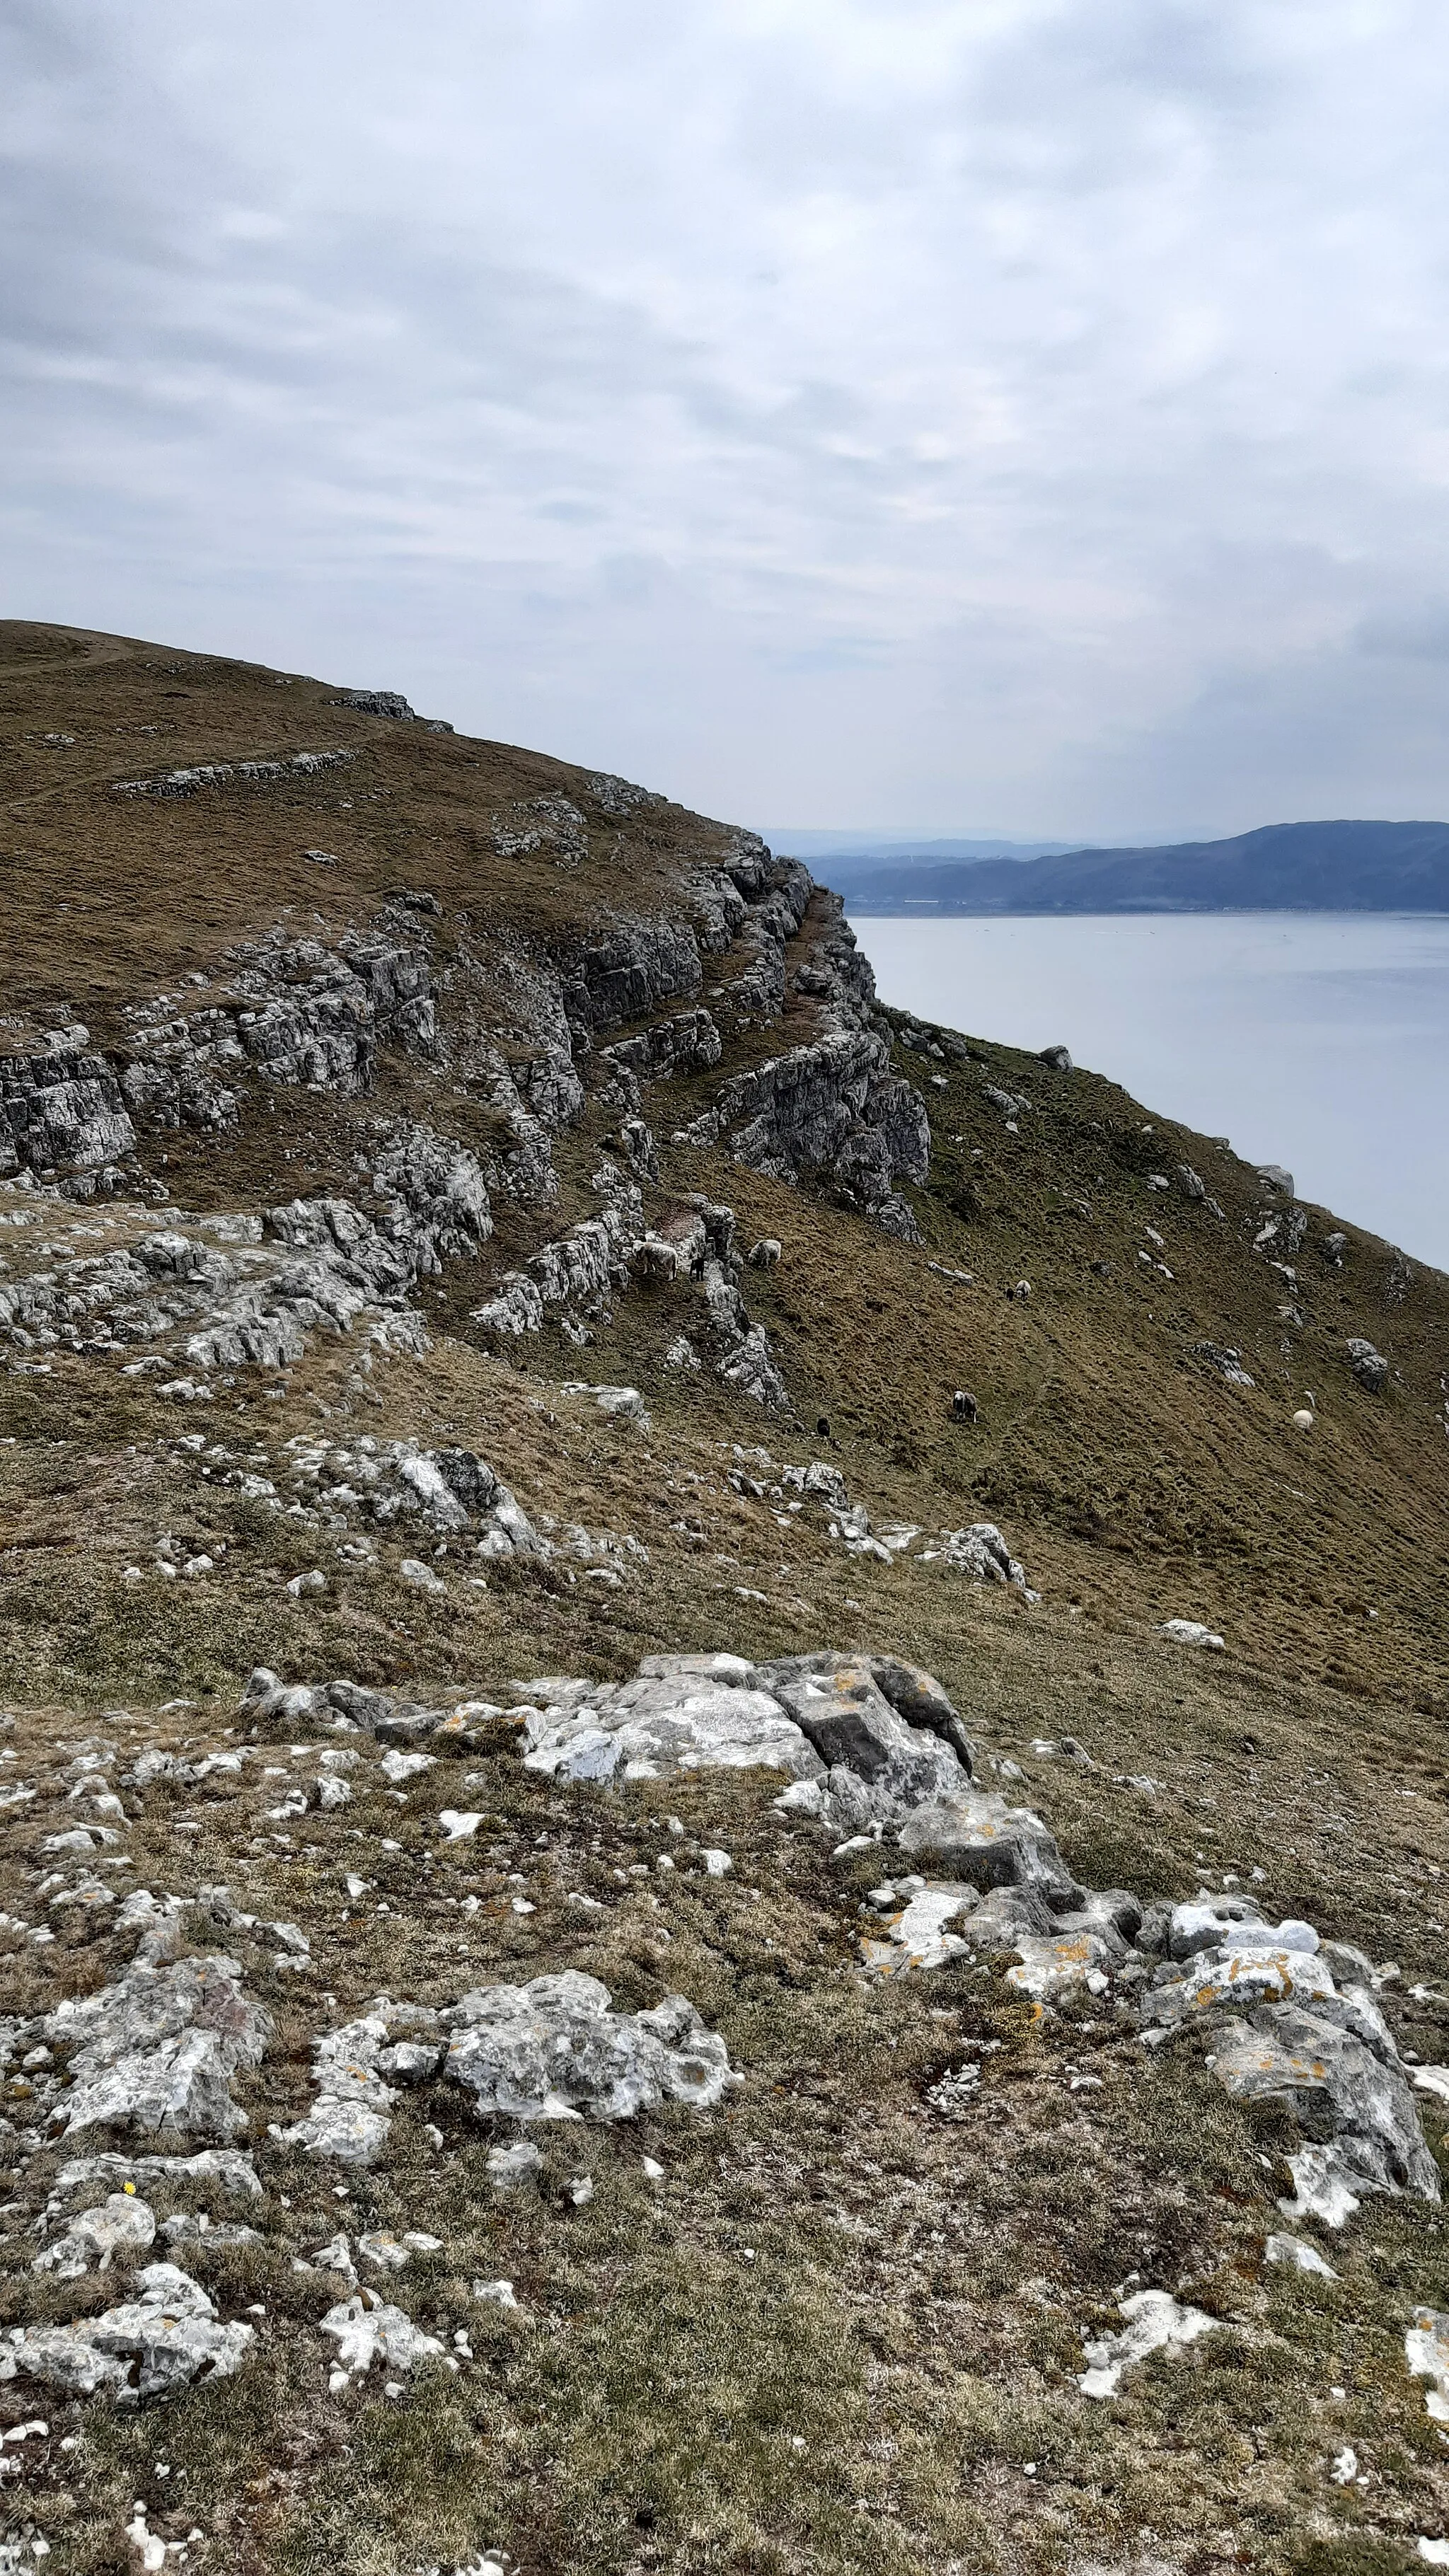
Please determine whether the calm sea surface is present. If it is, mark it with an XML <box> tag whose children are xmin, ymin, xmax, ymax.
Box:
<box><xmin>850</xmin><ymin>913</ymin><xmax>1449</xmax><ymax>1273</ymax></box>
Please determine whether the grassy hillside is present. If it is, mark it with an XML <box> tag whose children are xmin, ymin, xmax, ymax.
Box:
<box><xmin>1</xmin><ymin>621</ymin><xmax>1448</xmax><ymax>2576</ymax></box>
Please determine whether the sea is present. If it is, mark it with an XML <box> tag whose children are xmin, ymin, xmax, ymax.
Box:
<box><xmin>849</xmin><ymin>912</ymin><xmax>1449</xmax><ymax>1274</ymax></box>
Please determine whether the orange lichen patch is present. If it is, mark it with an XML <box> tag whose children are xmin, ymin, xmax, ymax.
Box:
<box><xmin>1178</xmin><ymin>1945</ymin><xmax>1334</xmax><ymax>2011</ymax></box>
<box><xmin>1005</xmin><ymin>1928</ymin><xmax>1111</xmax><ymax>2000</ymax></box>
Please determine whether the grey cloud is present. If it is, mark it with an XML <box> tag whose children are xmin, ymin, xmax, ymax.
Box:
<box><xmin>1356</xmin><ymin>606</ymin><xmax>1449</xmax><ymax>663</ymax></box>
<box><xmin>4</xmin><ymin>0</ymin><xmax>1449</xmax><ymax>833</ymax></box>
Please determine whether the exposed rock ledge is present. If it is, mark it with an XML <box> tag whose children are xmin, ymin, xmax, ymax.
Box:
<box><xmin>237</xmin><ymin>1646</ymin><xmax>1438</xmax><ymax>2234</ymax></box>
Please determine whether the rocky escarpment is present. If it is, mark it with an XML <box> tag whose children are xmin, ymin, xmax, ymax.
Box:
<box><xmin>0</xmin><ymin>1155</ymin><xmax>801</xmax><ymax>1409</ymax></box>
<box><xmin>0</xmin><ymin>926</ymin><xmax>444</xmax><ymax>1187</ymax></box>
<box><xmin>658</xmin><ymin>861</ymin><xmax>933</xmax><ymax>1238</ymax></box>
<box><xmin>470</xmin><ymin>1172</ymin><xmax>789</xmax><ymax>1406</ymax></box>
<box><xmin>0</xmin><ymin>1184</ymin><xmax>463</xmax><ymax>1378</ymax></box>
<box><xmin>117</xmin><ymin>933</ymin><xmax>438</xmax><ymax>1136</ymax></box>
<box><xmin>111</xmin><ymin>749</ymin><xmax>357</xmax><ymax>801</ymax></box>
<box><xmin>0</xmin><ymin>816</ymin><xmax>935</xmax><ymax>1414</ymax></box>
<box><xmin>672</xmin><ymin>1026</ymin><xmax>930</xmax><ymax>1240</ymax></box>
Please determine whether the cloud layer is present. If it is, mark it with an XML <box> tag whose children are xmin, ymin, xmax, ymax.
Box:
<box><xmin>4</xmin><ymin>0</ymin><xmax>1449</xmax><ymax>834</ymax></box>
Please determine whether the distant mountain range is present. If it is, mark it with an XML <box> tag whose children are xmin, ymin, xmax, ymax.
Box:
<box><xmin>763</xmin><ymin>830</ymin><xmax>1079</xmax><ymax>863</ymax></box>
<box><xmin>806</xmin><ymin>818</ymin><xmax>1449</xmax><ymax>914</ymax></box>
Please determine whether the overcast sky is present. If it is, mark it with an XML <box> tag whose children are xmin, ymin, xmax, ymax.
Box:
<box><xmin>6</xmin><ymin>0</ymin><xmax>1449</xmax><ymax>838</ymax></box>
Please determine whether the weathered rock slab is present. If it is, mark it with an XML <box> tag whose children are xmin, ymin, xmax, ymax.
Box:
<box><xmin>1</xmin><ymin>2265</ymin><xmax>253</xmax><ymax>2404</ymax></box>
<box><xmin>441</xmin><ymin>1973</ymin><xmax>737</xmax><ymax>2122</ymax></box>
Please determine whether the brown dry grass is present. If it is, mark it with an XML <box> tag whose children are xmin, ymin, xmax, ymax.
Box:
<box><xmin>0</xmin><ymin>619</ymin><xmax>744</xmax><ymax>1041</ymax></box>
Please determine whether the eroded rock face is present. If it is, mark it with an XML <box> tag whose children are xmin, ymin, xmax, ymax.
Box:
<box><xmin>676</xmin><ymin>1027</ymin><xmax>930</xmax><ymax>1238</ymax></box>
<box><xmin>0</xmin><ymin>1157</ymin><xmax>498</xmax><ymax>1377</ymax></box>
<box><xmin>0</xmin><ymin>840</ymin><xmax>924</xmax><ymax>1397</ymax></box>
<box><xmin>0</xmin><ymin>1049</ymin><xmax>136</xmax><ymax>1181</ymax></box>
<box><xmin>115</xmin><ymin>932</ymin><xmax>437</xmax><ymax>1145</ymax></box>
<box><xmin>441</xmin><ymin>1973</ymin><xmax>739</xmax><ymax>2122</ymax></box>
<box><xmin>596</xmin><ymin>1007</ymin><xmax>722</xmax><ymax>1096</ymax></box>
<box><xmin>567</xmin><ymin>918</ymin><xmax>708</xmax><ymax>1032</ymax></box>
<box><xmin>471</xmin><ymin>1172</ymin><xmax>790</xmax><ymax>1407</ymax></box>
<box><xmin>610</xmin><ymin>877</ymin><xmax>934</xmax><ymax>1236</ymax></box>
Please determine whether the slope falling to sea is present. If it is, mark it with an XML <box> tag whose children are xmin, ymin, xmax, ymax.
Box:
<box><xmin>855</xmin><ymin>911</ymin><xmax>1449</xmax><ymax>1273</ymax></box>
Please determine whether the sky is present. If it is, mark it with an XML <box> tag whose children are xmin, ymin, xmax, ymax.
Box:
<box><xmin>6</xmin><ymin>0</ymin><xmax>1449</xmax><ymax>838</ymax></box>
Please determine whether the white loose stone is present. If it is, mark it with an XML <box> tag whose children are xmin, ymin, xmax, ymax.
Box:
<box><xmin>399</xmin><ymin>1558</ymin><xmax>446</xmax><ymax>1595</ymax></box>
<box><xmin>1264</xmin><ymin>2232</ymin><xmax>1338</xmax><ymax>2277</ymax></box>
<box><xmin>1078</xmin><ymin>2289</ymin><xmax>1219</xmax><ymax>2398</ymax></box>
<box><xmin>318</xmin><ymin>2290</ymin><xmax>448</xmax><ymax>2380</ymax></box>
<box><xmin>1407</xmin><ymin>2309</ymin><xmax>1449</xmax><ymax>2422</ymax></box>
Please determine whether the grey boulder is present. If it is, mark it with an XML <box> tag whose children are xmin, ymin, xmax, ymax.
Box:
<box><xmin>1347</xmin><ymin>1337</ymin><xmax>1389</xmax><ymax>1391</ymax></box>
<box><xmin>45</xmin><ymin>1954</ymin><xmax>271</xmax><ymax>2144</ymax></box>
<box><xmin>518</xmin><ymin>1668</ymin><xmax>822</xmax><ymax>1786</ymax></box>
<box><xmin>441</xmin><ymin>1972</ymin><xmax>738</xmax><ymax>2122</ymax></box>
<box><xmin>757</xmin><ymin>1655</ymin><xmax>970</xmax><ymax>1827</ymax></box>
<box><xmin>895</xmin><ymin>1791</ymin><xmax>1083</xmax><ymax>1909</ymax></box>
<box><xmin>1141</xmin><ymin>1907</ymin><xmax>1438</xmax><ymax>2210</ymax></box>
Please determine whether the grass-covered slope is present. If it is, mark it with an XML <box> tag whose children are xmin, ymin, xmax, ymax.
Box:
<box><xmin>1</xmin><ymin>622</ymin><xmax>1448</xmax><ymax>2576</ymax></box>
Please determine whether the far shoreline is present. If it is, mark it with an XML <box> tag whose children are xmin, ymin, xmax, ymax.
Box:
<box><xmin>838</xmin><ymin>900</ymin><xmax>1449</xmax><ymax>919</ymax></box>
